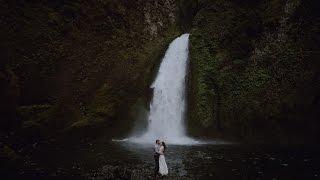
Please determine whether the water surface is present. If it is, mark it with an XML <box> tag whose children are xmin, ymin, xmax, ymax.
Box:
<box><xmin>12</xmin><ymin>139</ymin><xmax>320</xmax><ymax>179</ymax></box>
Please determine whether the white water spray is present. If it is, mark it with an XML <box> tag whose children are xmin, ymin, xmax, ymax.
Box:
<box><xmin>129</xmin><ymin>34</ymin><xmax>200</xmax><ymax>145</ymax></box>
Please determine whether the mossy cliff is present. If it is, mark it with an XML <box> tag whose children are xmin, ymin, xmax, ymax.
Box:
<box><xmin>1</xmin><ymin>0</ymin><xmax>319</xmax><ymax>147</ymax></box>
<box><xmin>0</xmin><ymin>0</ymin><xmax>182</xmax><ymax>142</ymax></box>
<box><xmin>187</xmin><ymin>0</ymin><xmax>320</xmax><ymax>143</ymax></box>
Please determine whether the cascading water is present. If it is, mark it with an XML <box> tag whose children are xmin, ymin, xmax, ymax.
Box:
<box><xmin>129</xmin><ymin>34</ymin><xmax>199</xmax><ymax>145</ymax></box>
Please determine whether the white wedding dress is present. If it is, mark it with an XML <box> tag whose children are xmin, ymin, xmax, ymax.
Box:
<box><xmin>159</xmin><ymin>145</ymin><xmax>168</xmax><ymax>175</ymax></box>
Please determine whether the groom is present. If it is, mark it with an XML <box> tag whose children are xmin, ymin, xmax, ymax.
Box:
<box><xmin>154</xmin><ymin>139</ymin><xmax>161</xmax><ymax>176</ymax></box>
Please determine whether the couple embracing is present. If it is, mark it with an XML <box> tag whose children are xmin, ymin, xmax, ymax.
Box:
<box><xmin>154</xmin><ymin>139</ymin><xmax>168</xmax><ymax>177</ymax></box>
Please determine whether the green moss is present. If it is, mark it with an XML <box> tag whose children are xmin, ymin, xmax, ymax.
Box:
<box><xmin>1</xmin><ymin>0</ymin><xmax>182</xmax><ymax>139</ymax></box>
<box><xmin>83</xmin><ymin>24</ymin><xmax>181</xmax><ymax>137</ymax></box>
<box><xmin>0</xmin><ymin>145</ymin><xmax>19</xmax><ymax>162</ymax></box>
<box><xmin>18</xmin><ymin>104</ymin><xmax>52</xmax><ymax>119</ymax></box>
<box><xmin>70</xmin><ymin>118</ymin><xmax>91</xmax><ymax>128</ymax></box>
<box><xmin>188</xmin><ymin>0</ymin><xmax>320</xmax><ymax>143</ymax></box>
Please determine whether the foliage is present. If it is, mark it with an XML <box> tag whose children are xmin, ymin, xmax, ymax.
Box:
<box><xmin>188</xmin><ymin>0</ymin><xmax>320</xmax><ymax>143</ymax></box>
<box><xmin>0</xmin><ymin>0</ymin><xmax>180</xmax><ymax>139</ymax></box>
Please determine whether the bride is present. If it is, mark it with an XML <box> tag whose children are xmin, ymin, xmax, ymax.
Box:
<box><xmin>159</xmin><ymin>141</ymin><xmax>168</xmax><ymax>176</ymax></box>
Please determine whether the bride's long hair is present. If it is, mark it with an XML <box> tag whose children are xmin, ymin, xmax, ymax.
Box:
<box><xmin>162</xmin><ymin>141</ymin><xmax>166</xmax><ymax>152</ymax></box>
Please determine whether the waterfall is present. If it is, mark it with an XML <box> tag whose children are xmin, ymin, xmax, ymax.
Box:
<box><xmin>129</xmin><ymin>34</ymin><xmax>199</xmax><ymax>145</ymax></box>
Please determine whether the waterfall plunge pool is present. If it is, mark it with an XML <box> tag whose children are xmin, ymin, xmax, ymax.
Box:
<box><xmin>10</xmin><ymin>139</ymin><xmax>320</xmax><ymax>179</ymax></box>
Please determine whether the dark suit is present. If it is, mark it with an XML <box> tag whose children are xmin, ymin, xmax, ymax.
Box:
<box><xmin>154</xmin><ymin>144</ymin><xmax>160</xmax><ymax>175</ymax></box>
<box><xmin>154</xmin><ymin>152</ymin><xmax>160</xmax><ymax>174</ymax></box>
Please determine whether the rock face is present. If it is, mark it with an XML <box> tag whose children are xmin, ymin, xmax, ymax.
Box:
<box><xmin>143</xmin><ymin>0</ymin><xmax>176</xmax><ymax>36</ymax></box>
<box><xmin>0</xmin><ymin>0</ymin><xmax>181</xmax><ymax>139</ymax></box>
<box><xmin>187</xmin><ymin>0</ymin><xmax>320</xmax><ymax>143</ymax></box>
<box><xmin>0</xmin><ymin>0</ymin><xmax>319</xmax><ymax>145</ymax></box>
